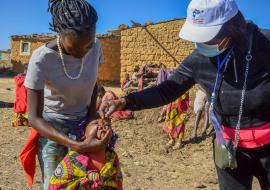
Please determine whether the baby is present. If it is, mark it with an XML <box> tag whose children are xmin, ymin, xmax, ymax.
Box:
<box><xmin>121</xmin><ymin>73</ymin><xmax>132</xmax><ymax>90</ymax></box>
<box><xmin>90</xmin><ymin>119</ymin><xmax>111</xmax><ymax>140</ymax></box>
<box><xmin>49</xmin><ymin>119</ymin><xmax>122</xmax><ymax>190</ymax></box>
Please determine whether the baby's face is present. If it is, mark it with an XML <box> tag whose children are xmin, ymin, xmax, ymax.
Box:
<box><xmin>85</xmin><ymin>119</ymin><xmax>111</xmax><ymax>139</ymax></box>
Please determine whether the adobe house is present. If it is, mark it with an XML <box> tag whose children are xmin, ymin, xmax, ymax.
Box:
<box><xmin>10</xmin><ymin>19</ymin><xmax>195</xmax><ymax>82</ymax></box>
<box><xmin>10</xmin><ymin>33</ymin><xmax>56</xmax><ymax>73</ymax></box>
<box><xmin>0</xmin><ymin>50</ymin><xmax>11</xmax><ymax>61</ymax></box>
<box><xmin>10</xmin><ymin>33</ymin><xmax>121</xmax><ymax>82</ymax></box>
<box><xmin>0</xmin><ymin>50</ymin><xmax>11</xmax><ymax>68</ymax></box>
<box><xmin>119</xmin><ymin>18</ymin><xmax>199</xmax><ymax>107</ymax></box>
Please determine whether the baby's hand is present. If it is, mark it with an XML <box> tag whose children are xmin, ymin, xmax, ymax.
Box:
<box><xmin>96</xmin><ymin>119</ymin><xmax>111</xmax><ymax>139</ymax></box>
<box><xmin>98</xmin><ymin>119</ymin><xmax>111</xmax><ymax>128</ymax></box>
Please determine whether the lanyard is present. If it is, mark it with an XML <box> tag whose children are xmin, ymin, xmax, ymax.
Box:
<box><xmin>209</xmin><ymin>48</ymin><xmax>233</xmax><ymax>145</ymax></box>
<box><xmin>217</xmin><ymin>48</ymin><xmax>234</xmax><ymax>72</ymax></box>
<box><xmin>210</xmin><ymin>48</ymin><xmax>234</xmax><ymax>109</ymax></box>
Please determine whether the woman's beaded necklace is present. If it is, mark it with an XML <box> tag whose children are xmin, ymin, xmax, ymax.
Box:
<box><xmin>57</xmin><ymin>36</ymin><xmax>84</xmax><ymax>80</ymax></box>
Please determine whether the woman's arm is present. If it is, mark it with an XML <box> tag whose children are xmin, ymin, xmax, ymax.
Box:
<box><xmin>98</xmin><ymin>52</ymin><xmax>203</xmax><ymax>118</ymax></box>
<box><xmin>124</xmin><ymin>77</ymin><xmax>194</xmax><ymax>111</ymax></box>
<box><xmin>28</xmin><ymin>89</ymin><xmax>79</xmax><ymax>149</ymax></box>
<box><xmin>99</xmin><ymin>60</ymin><xmax>196</xmax><ymax>118</ymax></box>
<box><xmin>28</xmin><ymin>89</ymin><xmax>110</xmax><ymax>153</ymax></box>
<box><xmin>123</xmin><ymin>53</ymin><xmax>199</xmax><ymax>110</ymax></box>
<box><xmin>87</xmin><ymin>83</ymin><xmax>99</xmax><ymax>121</ymax></box>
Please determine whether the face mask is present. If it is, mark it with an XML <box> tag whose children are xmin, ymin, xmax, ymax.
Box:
<box><xmin>195</xmin><ymin>42</ymin><xmax>227</xmax><ymax>57</ymax></box>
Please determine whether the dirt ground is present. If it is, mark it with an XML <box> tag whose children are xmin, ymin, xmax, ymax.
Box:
<box><xmin>0</xmin><ymin>77</ymin><xmax>260</xmax><ymax>190</ymax></box>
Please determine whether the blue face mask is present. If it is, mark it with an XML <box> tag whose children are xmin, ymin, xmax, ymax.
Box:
<box><xmin>195</xmin><ymin>42</ymin><xmax>226</xmax><ymax>57</ymax></box>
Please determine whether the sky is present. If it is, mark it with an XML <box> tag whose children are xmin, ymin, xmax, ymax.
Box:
<box><xmin>0</xmin><ymin>0</ymin><xmax>269</xmax><ymax>50</ymax></box>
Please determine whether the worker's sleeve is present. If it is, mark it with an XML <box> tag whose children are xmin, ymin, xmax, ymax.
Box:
<box><xmin>125</xmin><ymin>53</ymin><xmax>197</xmax><ymax>111</ymax></box>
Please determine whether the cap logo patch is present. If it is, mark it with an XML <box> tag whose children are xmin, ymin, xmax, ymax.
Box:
<box><xmin>192</xmin><ymin>9</ymin><xmax>204</xmax><ymax>24</ymax></box>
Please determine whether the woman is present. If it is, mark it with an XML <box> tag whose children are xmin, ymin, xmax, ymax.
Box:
<box><xmin>99</xmin><ymin>0</ymin><xmax>270</xmax><ymax>189</ymax></box>
<box><xmin>24</xmin><ymin>0</ymin><xmax>111</xmax><ymax>189</ymax></box>
<box><xmin>157</xmin><ymin>68</ymin><xmax>189</xmax><ymax>149</ymax></box>
<box><xmin>162</xmin><ymin>93</ymin><xmax>189</xmax><ymax>150</ymax></box>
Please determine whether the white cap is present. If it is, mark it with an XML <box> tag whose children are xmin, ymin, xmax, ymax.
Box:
<box><xmin>179</xmin><ymin>0</ymin><xmax>239</xmax><ymax>43</ymax></box>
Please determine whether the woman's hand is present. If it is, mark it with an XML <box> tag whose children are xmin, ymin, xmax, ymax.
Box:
<box><xmin>75</xmin><ymin>123</ymin><xmax>112</xmax><ymax>153</ymax></box>
<box><xmin>98</xmin><ymin>98</ymin><xmax>126</xmax><ymax>119</ymax></box>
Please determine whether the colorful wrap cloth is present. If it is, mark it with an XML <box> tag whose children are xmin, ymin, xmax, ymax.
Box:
<box><xmin>48</xmin><ymin>132</ymin><xmax>122</xmax><ymax>190</ymax></box>
<box><xmin>20</xmin><ymin>122</ymin><xmax>122</xmax><ymax>190</ymax></box>
<box><xmin>12</xmin><ymin>112</ymin><xmax>28</xmax><ymax>127</ymax></box>
<box><xmin>163</xmin><ymin>93</ymin><xmax>189</xmax><ymax>139</ymax></box>
<box><xmin>48</xmin><ymin>148</ymin><xmax>123</xmax><ymax>190</ymax></box>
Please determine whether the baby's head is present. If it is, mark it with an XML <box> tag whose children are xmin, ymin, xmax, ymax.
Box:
<box><xmin>85</xmin><ymin>119</ymin><xmax>111</xmax><ymax>140</ymax></box>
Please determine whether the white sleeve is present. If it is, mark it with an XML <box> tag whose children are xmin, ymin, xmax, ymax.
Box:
<box><xmin>24</xmin><ymin>49</ymin><xmax>46</xmax><ymax>90</ymax></box>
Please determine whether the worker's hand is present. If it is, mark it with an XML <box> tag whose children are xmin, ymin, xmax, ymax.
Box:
<box><xmin>98</xmin><ymin>98</ymin><xmax>126</xmax><ymax>119</ymax></box>
<box><xmin>76</xmin><ymin>124</ymin><xmax>112</xmax><ymax>153</ymax></box>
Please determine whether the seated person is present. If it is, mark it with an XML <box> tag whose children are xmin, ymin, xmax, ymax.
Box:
<box><xmin>121</xmin><ymin>73</ymin><xmax>132</xmax><ymax>90</ymax></box>
<box><xmin>159</xmin><ymin>93</ymin><xmax>189</xmax><ymax>150</ymax></box>
<box><xmin>131</xmin><ymin>65</ymin><xmax>141</xmax><ymax>84</ymax></box>
<box><xmin>48</xmin><ymin>119</ymin><xmax>123</xmax><ymax>190</ymax></box>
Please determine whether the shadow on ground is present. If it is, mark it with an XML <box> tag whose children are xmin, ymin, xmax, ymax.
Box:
<box><xmin>0</xmin><ymin>101</ymin><xmax>14</xmax><ymax>108</ymax></box>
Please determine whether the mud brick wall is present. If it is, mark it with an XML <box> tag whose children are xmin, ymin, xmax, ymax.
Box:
<box><xmin>120</xmin><ymin>19</ymin><xmax>194</xmax><ymax>80</ymax></box>
<box><xmin>10</xmin><ymin>36</ymin><xmax>121</xmax><ymax>82</ymax></box>
<box><xmin>11</xmin><ymin>38</ymin><xmax>52</xmax><ymax>73</ymax></box>
<box><xmin>98</xmin><ymin>36</ymin><xmax>121</xmax><ymax>82</ymax></box>
<box><xmin>120</xmin><ymin>19</ymin><xmax>200</xmax><ymax>113</ymax></box>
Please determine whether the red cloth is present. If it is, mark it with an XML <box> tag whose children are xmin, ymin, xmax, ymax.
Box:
<box><xmin>102</xmin><ymin>91</ymin><xmax>118</xmax><ymax>101</ymax></box>
<box><xmin>121</xmin><ymin>80</ymin><xmax>127</xmax><ymax>89</ymax></box>
<box><xmin>14</xmin><ymin>76</ymin><xmax>27</xmax><ymax>113</ymax></box>
<box><xmin>223</xmin><ymin>122</ymin><xmax>270</xmax><ymax>148</ymax></box>
<box><xmin>138</xmin><ymin>77</ymin><xmax>143</xmax><ymax>91</ymax></box>
<box><xmin>111</xmin><ymin>110</ymin><xmax>134</xmax><ymax>120</ymax></box>
<box><xmin>86</xmin><ymin>150</ymin><xmax>106</xmax><ymax>171</ymax></box>
<box><xmin>19</xmin><ymin>128</ymin><xmax>39</xmax><ymax>187</ymax></box>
